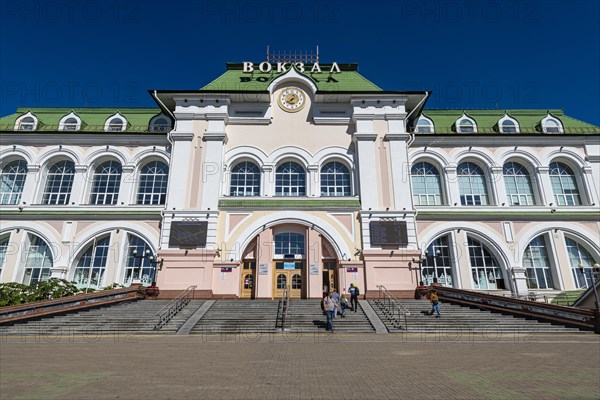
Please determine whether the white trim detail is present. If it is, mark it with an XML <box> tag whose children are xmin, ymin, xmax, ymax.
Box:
<box><xmin>104</xmin><ymin>112</ymin><xmax>127</xmax><ymax>132</ymax></box>
<box><xmin>14</xmin><ymin>112</ymin><xmax>39</xmax><ymax>131</ymax></box>
<box><xmin>58</xmin><ymin>112</ymin><xmax>82</xmax><ymax>131</ymax></box>
<box><xmin>456</xmin><ymin>113</ymin><xmax>478</xmax><ymax>133</ymax></box>
<box><xmin>498</xmin><ymin>114</ymin><xmax>520</xmax><ymax>133</ymax></box>
<box><xmin>541</xmin><ymin>114</ymin><xmax>564</xmax><ymax>134</ymax></box>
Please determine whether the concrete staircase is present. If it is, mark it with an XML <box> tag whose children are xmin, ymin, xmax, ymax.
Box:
<box><xmin>1</xmin><ymin>300</ymin><xmax>204</xmax><ymax>336</ymax></box>
<box><xmin>369</xmin><ymin>299</ymin><xmax>591</xmax><ymax>335</ymax></box>
<box><xmin>190</xmin><ymin>300</ymin><xmax>281</xmax><ymax>334</ymax></box>
<box><xmin>284</xmin><ymin>299</ymin><xmax>375</xmax><ymax>333</ymax></box>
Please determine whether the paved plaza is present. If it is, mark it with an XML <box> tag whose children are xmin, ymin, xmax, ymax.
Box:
<box><xmin>1</xmin><ymin>333</ymin><xmax>599</xmax><ymax>400</ymax></box>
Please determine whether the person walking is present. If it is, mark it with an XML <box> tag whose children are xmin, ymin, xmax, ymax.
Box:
<box><xmin>332</xmin><ymin>289</ymin><xmax>340</xmax><ymax>318</ymax></box>
<box><xmin>340</xmin><ymin>294</ymin><xmax>348</xmax><ymax>318</ymax></box>
<box><xmin>323</xmin><ymin>292</ymin><xmax>337</xmax><ymax>331</ymax></box>
<box><xmin>428</xmin><ymin>289</ymin><xmax>441</xmax><ymax>318</ymax></box>
<box><xmin>349</xmin><ymin>283</ymin><xmax>360</xmax><ymax>312</ymax></box>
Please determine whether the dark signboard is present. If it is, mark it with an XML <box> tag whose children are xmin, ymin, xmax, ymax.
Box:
<box><xmin>169</xmin><ymin>221</ymin><xmax>208</xmax><ymax>248</ymax></box>
<box><xmin>221</xmin><ymin>267</ymin><xmax>233</xmax><ymax>273</ymax></box>
<box><xmin>369</xmin><ymin>221</ymin><xmax>408</xmax><ymax>246</ymax></box>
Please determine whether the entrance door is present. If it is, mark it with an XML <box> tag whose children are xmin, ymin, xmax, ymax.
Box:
<box><xmin>273</xmin><ymin>261</ymin><xmax>304</xmax><ymax>299</ymax></box>
<box><xmin>322</xmin><ymin>260</ymin><xmax>337</xmax><ymax>294</ymax></box>
<box><xmin>240</xmin><ymin>261</ymin><xmax>256</xmax><ymax>299</ymax></box>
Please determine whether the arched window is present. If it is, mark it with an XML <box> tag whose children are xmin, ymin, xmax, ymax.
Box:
<box><xmin>457</xmin><ymin>117</ymin><xmax>476</xmax><ymax>133</ymax></box>
<box><xmin>18</xmin><ymin>117</ymin><xmax>36</xmax><ymax>131</ymax></box>
<box><xmin>411</xmin><ymin>162</ymin><xmax>443</xmax><ymax>205</ymax></box>
<box><xmin>415</xmin><ymin>118</ymin><xmax>433</xmax><ymax>133</ymax></box>
<box><xmin>107</xmin><ymin>118</ymin><xmax>124</xmax><ymax>132</ymax></box>
<box><xmin>1</xmin><ymin>160</ymin><xmax>28</xmax><ymax>204</ymax></box>
<box><xmin>522</xmin><ymin>235</ymin><xmax>554</xmax><ymax>289</ymax></box>
<box><xmin>150</xmin><ymin>117</ymin><xmax>170</xmax><ymax>133</ymax></box>
<box><xmin>137</xmin><ymin>161</ymin><xmax>168</xmax><ymax>205</ymax></box>
<box><xmin>23</xmin><ymin>235</ymin><xmax>53</xmax><ymax>285</ymax></box>
<box><xmin>275</xmin><ymin>162</ymin><xmax>305</xmax><ymax>197</ymax></box>
<box><xmin>549</xmin><ymin>162</ymin><xmax>581</xmax><ymax>205</ymax></box>
<box><xmin>90</xmin><ymin>161</ymin><xmax>122</xmax><ymax>205</ymax></box>
<box><xmin>63</xmin><ymin>117</ymin><xmax>79</xmax><ymax>131</ymax></box>
<box><xmin>42</xmin><ymin>160</ymin><xmax>75</xmax><ymax>205</ymax></box>
<box><xmin>73</xmin><ymin>236</ymin><xmax>110</xmax><ymax>289</ymax></box>
<box><xmin>503</xmin><ymin>162</ymin><xmax>535</xmax><ymax>206</ymax></box>
<box><xmin>458</xmin><ymin>162</ymin><xmax>489</xmax><ymax>205</ymax></box>
<box><xmin>230</xmin><ymin>161</ymin><xmax>260</xmax><ymax>196</ymax></box>
<box><xmin>566</xmin><ymin>238</ymin><xmax>598</xmax><ymax>289</ymax></box>
<box><xmin>274</xmin><ymin>232</ymin><xmax>305</xmax><ymax>256</ymax></box>
<box><xmin>500</xmin><ymin>119</ymin><xmax>517</xmax><ymax>133</ymax></box>
<box><xmin>124</xmin><ymin>235</ymin><xmax>155</xmax><ymax>286</ymax></box>
<box><xmin>468</xmin><ymin>237</ymin><xmax>505</xmax><ymax>289</ymax></box>
<box><xmin>422</xmin><ymin>235</ymin><xmax>454</xmax><ymax>287</ymax></box>
<box><xmin>543</xmin><ymin>117</ymin><xmax>563</xmax><ymax>133</ymax></box>
<box><xmin>320</xmin><ymin>161</ymin><xmax>351</xmax><ymax>196</ymax></box>
<box><xmin>0</xmin><ymin>235</ymin><xmax>9</xmax><ymax>278</ymax></box>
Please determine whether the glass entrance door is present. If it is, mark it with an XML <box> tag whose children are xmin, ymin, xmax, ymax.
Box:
<box><xmin>240</xmin><ymin>261</ymin><xmax>256</xmax><ymax>299</ymax></box>
<box><xmin>273</xmin><ymin>261</ymin><xmax>304</xmax><ymax>298</ymax></box>
<box><xmin>322</xmin><ymin>260</ymin><xmax>337</xmax><ymax>294</ymax></box>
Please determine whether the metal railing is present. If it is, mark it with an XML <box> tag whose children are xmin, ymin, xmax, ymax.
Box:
<box><xmin>434</xmin><ymin>286</ymin><xmax>599</xmax><ymax>333</ymax></box>
<box><xmin>276</xmin><ymin>285</ymin><xmax>291</xmax><ymax>330</ymax></box>
<box><xmin>154</xmin><ymin>285</ymin><xmax>196</xmax><ymax>330</ymax></box>
<box><xmin>376</xmin><ymin>285</ymin><xmax>410</xmax><ymax>331</ymax></box>
<box><xmin>0</xmin><ymin>124</ymin><xmax>169</xmax><ymax>133</ymax></box>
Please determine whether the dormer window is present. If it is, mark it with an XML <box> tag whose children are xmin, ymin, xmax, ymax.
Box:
<box><xmin>456</xmin><ymin>116</ymin><xmax>477</xmax><ymax>133</ymax></box>
<box><xmin>415</xmin><ymin>117</ymin><xmax>434</xmax><ymax>133</ymax></box>
<box><xmin>63</xmin><ymin>118</ymin><xmax>78</xmax><ymax>131</ymax></box>
<box><xmin>14</xmin><ymin>113</ymin><xmax>38</xmax><ymax>131</ymax></box>
<box><xmin>59</xmin><ymin>112</ymin><xmax>82</xmax><ymax>131</ymax></box>
<box><xmin>150</xmin><ymin>117</ymin><xmax>170</xmax><ymax>133</ymax></box>
<box><xmin>499</xmin><ymin>115</ymin><xmax>520</xmax><ymax>133</ymax></box>
<box><xmin>543</xmin><ymin>118</ymin><xmax>563</xmax><ymax>133</ymax></box>
<box><xmin>104</xmin><ymin>113</ymin><xmax>127</xmax><ymax>132</ymax></box>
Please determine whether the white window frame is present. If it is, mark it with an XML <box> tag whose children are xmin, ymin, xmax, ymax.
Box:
<box><xmin>58</xmin><ymin>112</ymin><xmax>82</xmax><ymax>131</ymax></box>
<box><xmin>123</xmin><ymin>235</ymin><xmax>156</xmax><ymax>286</ymax></box>
<box><xmin>549</xmin><ymin>161</ymin><xmax>581</xmax><ymax>206</ymax></box>
<box><xmin>89</xmin><ymin>160</ymin><xmax>123</xmax><ymax>205</ymax></box>
<box><xmin>72</xmin><ymin>236</ymin><xmax>111</xmax><ymax>289</ymax></box>
<box><xmin>422</xmin><ymin>235</ymin><xmax>455</xmax><ymax>287</ymax></box>
<box><xmin>230</xmin><ymin>161</ymin><xmax>261</xmax><ymax>197</ymax></box>
<box><xmin>104</xmin><ymin>113</ymin><xmax>127</xmax><ymax>132</ymax></box>
<box><xmin>136</xmin><ymin>160</ymin><xmax>169</xmax><ymax>205</ymax></box>
<box><xmin>42</xmin><ymin>159</ymin><xmax>76</xmax><ymax>205</ymax></box>
<box><xmin>456</xmin><ymin>114</ymin><xmax>477</xmax><ymax>133</ymax></box>
<box><xmin>22</xmin><ymin>234</ymin><xmax>53</xmax><ymax>285</ymax></box>
<box><xmin>467</xmin><ymin>237</ymin><xmax>505</xmax><ymax>290</ymax></box>
<box><xmin>320</xmin><ymin>161</ymin><xmax>351</xmax><ymax>197</ymax></box>
<box><xmin>498</xmin><ymin>115</ymin><xmax>520</xmax><ymax>133</ymax></box>
<box><xmin>415</xmin><ymin>116</ymin><xmax>434</xmax><ymax>133</ymax></box>
<box><xmin>1</xmin><ymin>159</ymin><xmax>28</xmax><ymax>205</ymax></box>
<box><xmin>522</xmin><ymin>235</ymin><xmax>555</xmax><ymax>289</ymax></box>
<box><xmin>275</xmin><ymin>161</ymin><xmax>306</xmax><ymax>197</ymax></box>
<box><xmin>14</xmin><ymin>112</ymin><xmax>38</xmax><ymax>131</ymax></box>
<box><xmin>565</xmin><ymin>237</ymin><xmax>598</xmax><ymax>289</ymax></box>
<box><xmin>457</xmin><ymin>162</ymin><xmax>489</xmax><ymax>206</ymax></box>
<box><xmin>410</xmin><ymin>161</ymin><xmax>443</xmax><ymax>205</ymax></box>
<box><xmin>503</xmin><ymin>161</ymin><xmax>535</xmax><ymax>206</ymax></box>
<box><xmin>541</xmin><ymin>115</ymin><xmax>564</xmax><ymax>134</ymax></box>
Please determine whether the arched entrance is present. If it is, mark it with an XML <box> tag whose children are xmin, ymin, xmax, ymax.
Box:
<box><xmin>238</xmin><ymin>222</ymin><xmax>341</xmax><ymax>299</ymax></box>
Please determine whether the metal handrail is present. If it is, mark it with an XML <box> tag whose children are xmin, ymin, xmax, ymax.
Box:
<box><xmin>277</xmin><ymin>285</ymin><xmax>291</xmax><ymax>330</ymax></box>
<box><xmin>154</xmin><ymin>285</ymin><xmax>196</xmax><ymax>330</ymax></box>
<box><xmin>377</xmin><ymin>285</ymin><xmax>410</xmax><ymax>330</ymax></box>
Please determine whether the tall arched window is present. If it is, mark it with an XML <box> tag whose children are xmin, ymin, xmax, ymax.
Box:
<box><xmin>0</xmin><ymin>235</ymin><xmax>9</xmax><ymax>278</ymax></box>
<box><xmin>522</xmin><ymin>235</ymin><xmax>554</xmax><ymax>289</ymax></box>
<box><xmin>549</xmin><ymin>162</ymin><xmax>581</xmax><ymax>205</ymax></box>
<box><xmin>275</xmin><ymin>162</ymin><xmax>305</xmax><ymax>197</ymax></box>
<box><xmin>274</xmin><ymin>232</ymin><xmax>305</xmax><ymax>256</ymax></box>
<box><xmin>73</xmin><ymin>236</ymin><xmax>110</xmax><ymax>289</ymax></box>
<box><xmin>468</xmin><ymin>237</ymin><xmax>505</xmax><ymax>289</ymax></box>
<box><xmin>23</xmin><ymin>235</ymin><xmax>53</xmax><ymax>285</ymax></box>
<box><xmin>90</xmin><ymin>161</ymin><xmax>122</xmax><ymax>205</ymax></box>
<box><xmin>320</xmin><ymin>161</ymin><xmax>351</xmax><ymax>196</ymax></box>
<box><xmin>458</xmin><ymin>162</ymin><xmax>489</xmax><ymax>205</ymax></box>
<box><xmin>1</xmin><ymin>160</ymin><xmax>28</xmax><ymax>204</ymax></box>
<box><xmin>566</xmin><ymin>238</ymin><xmax>598</xmax><ymax>289</ymax></box>
<box><xmin>422</xmin><ymin>235</ymin><xmax>454</xmax><ymax>287</ymax></box>
<box><xmin>137</xmin><ymin>161</ymin><xmax>168</xmax><ymax>205</ymax></box>
<box><xmin>503</xmin><ymin>162</ymin><xmax>535</xmax><ymax>206</ymax></box>
<box><xmin>230</xmin><ymin>161</ymin><xmax>260</xmax><ymax>196</ymax></box>
<box><xmin>411</xmin><ymin>162</ymin><xmax>443</xmax><ymax>205</ymax></box>
<box><xmin>43</xmin><ymin>160</ymin><xmax>75</xmax><ymax>205</ymax></box>
<box><xmin>124</xmin><ymin>235</ymin><xmax>155</xmax><ymax>285</ymax></box>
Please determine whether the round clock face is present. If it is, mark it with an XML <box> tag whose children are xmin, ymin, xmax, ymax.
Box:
<box><xmin>278</xmin><ymin>87</ymin><xmax>306</xmax><ymax>112</ymax></box>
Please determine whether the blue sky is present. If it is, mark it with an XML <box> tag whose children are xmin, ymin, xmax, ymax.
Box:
<box><xmin>1</xmin><ymin>0</ymin><xmax>598</xmax><ymax>125</ymax></box>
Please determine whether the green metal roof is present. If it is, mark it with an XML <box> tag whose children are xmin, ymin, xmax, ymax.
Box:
<box><xmin>418</xmin><ymin>109</ymin><xmax>599</xmax><ymax>134</ymax></box>
<box><xmin>0</xmin><ymin>107</ymin><xmax>163</xmax><ymax>133</ymax></box>
<box><xmin>200</xmin><ymin>63</ymin><xmax>382</xmax><ymax>92</ymax></box>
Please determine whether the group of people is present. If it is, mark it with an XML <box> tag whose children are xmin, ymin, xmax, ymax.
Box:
<box><xmin>322</xmin><ymin>283</ymin><xmax>360</xmax><ymax>332</ymax></box>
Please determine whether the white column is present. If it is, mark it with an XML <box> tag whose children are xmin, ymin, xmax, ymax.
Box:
<box><xmin>536</xmin><ymin>166</ymin><xmax>554</xmax><ymax>206</ymax></box>
<box><xmin>118</xmin><ymin>164</ymin><xmax>135</xmax><ymax>205</ymax></box>
<box><xmin>20</xmin><ymin>164</ymin><xmax>40</xmax><ymax>205</ymax></box>
<box><xmin>71</xmin><ymin>164</ymin><xmax>88</xmax><ymax>205</ymax></box>
<box><xmin>581</xmin><ymin>165</ymin><xmax>599</xmax><ymax>205</ymax></box>
<box><xmin>490</xmin><ymin>166</ymin><xmax>507</xmax><ymax>206</ymax></box>
<box><xmin>444</xmin><ymin>166</ymin><xmax>461</xmax><ymax>206</ymax></box>
<box><xmin>354</xmin><ymin>130</ymin><xmax>379</xmax><ymax>210</ymax></box>
<box><xmin>386</xmin><ymin>133</ymin><xmax>412</xmax><ymax>210</ymax></box>
<box><xmin>200</xmin><ymin>127</ymin><xmax>227</xmax><ymax>211</ymax></box>
<box><xmin>308</xmin><ymin>165</ymin><xmax>319</xmax><ymax>197</ymax></box>
<box><xmin>262</xmin><ymin>164</ymin><xmax>274</xmax><ymax>197</ymax></box>
<box><xmin>166</xmin><ymin>131</ymin><xmax>194</xmax><ymax>210</ymax></box>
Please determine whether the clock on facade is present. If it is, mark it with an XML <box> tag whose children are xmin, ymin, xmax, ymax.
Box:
<box><xmin>278</xmin><ymin>87</ymin><xmax>306</xmax><ymax>112</ymax></box>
